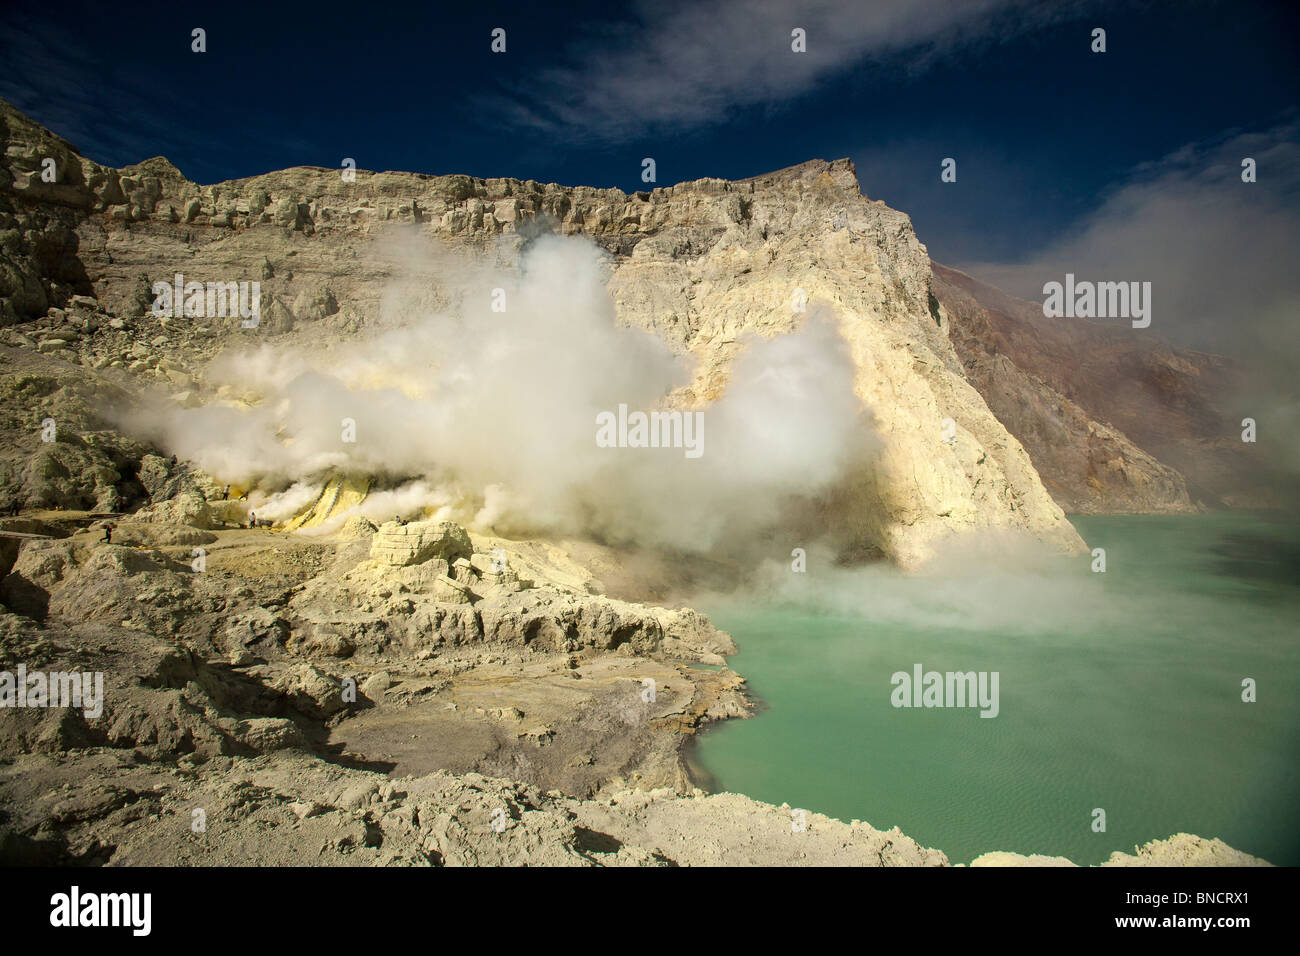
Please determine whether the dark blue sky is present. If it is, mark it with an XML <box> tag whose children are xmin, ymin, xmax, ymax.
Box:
<box><xmin>2</xmin><ymin>0</ymin><xmax>1297</xmax><ymax>264</ymax></box>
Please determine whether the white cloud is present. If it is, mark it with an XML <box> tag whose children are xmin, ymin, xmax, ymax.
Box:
<box><xmin>493</xmin><ymin>0</ymin><xmax>1050</xmax><ymax>140</ymax></box>
<box><xmin>957</xmin><ymin>120</ymin><xmax>1300</xmax><ymax>356</ymax></box>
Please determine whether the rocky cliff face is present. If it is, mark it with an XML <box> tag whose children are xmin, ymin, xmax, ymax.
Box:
<box><xmin>0</xmin><ymin>98</ymin><xmax>1083</xmax><ymax>567</ymax></box>
<box><xmin>933</xmin><ymin>262</ymin><xmax>1265</xmax><ymax>512</ymax></box>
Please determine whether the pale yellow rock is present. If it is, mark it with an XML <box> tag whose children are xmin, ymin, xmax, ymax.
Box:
<box><xmin>605</xmin><ymin>161</ymin><xmax>1085</xmax><ymax>567</ymax></box>
<box><xmin>969</xmin><ymin>833</ymin><xmax>1271</xmax><ymax>867</ymax></box>
<box><xmin>369</xmin><ymin>519</ymin><xmax>473</xmax><ymax>567</ymax></box>
<box><xmin>284</xmin><ymin>474</ymin><xmax>373</xmax><ymax>531</ymax></box>
<box><xmin>969</xmin><ymin>851</ymin><xmax>1077</xmax><ymax>867</ymax></box>
<box><xmin>3</xmin><ymin>124</ymin><xmax>1088</xmax><ymax>567</ymax></box>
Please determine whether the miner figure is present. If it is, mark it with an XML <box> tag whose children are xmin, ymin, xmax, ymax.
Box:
<box><xmin>102</xmin><ymin>522</ymin><xmax>114</xmax><ymax>544</ymax></box>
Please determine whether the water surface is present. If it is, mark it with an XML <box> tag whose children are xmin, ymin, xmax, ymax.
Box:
<box><xmin>693</xmin><ymin>514</ymin><xmax>1300</xmax><ymax>865</ymax></box>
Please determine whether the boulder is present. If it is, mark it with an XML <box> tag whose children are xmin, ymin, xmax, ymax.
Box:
<box><xmin>338</xmin><ymin>515</ymin><xmax>377</xmax><ymax>539</ymax></box>
<box><xmin>135</xmin><ymin>454</ymin><xmax>173</xmax><ymax>498</ymax></box>
<box><xmin>270</xmin><ymin>664</ymin><xmax>346</xmax><ymax>720</ymax></box>
<box><xmin>432</xmin><ymin>574</ymin><xmax>474</xmax><ymax>604</ymax></box>
<box><xmin>133</xmin><ymin>491</ymin><xmax>214</xmax><ymax>529</ymax></box>
<box><xmin>291</xmin><ymin>287</ymin><xmax>338</xmax><ymax>322</ymax></box>
<box><xmin>225</xmin><ymin>607</ymin><xmax>289</xmax><ymax>651</ymax></box>
<box><xmin>369</xmin><ymin>520</ymin><xmax>472</xmax><ymax>567</ymax></box>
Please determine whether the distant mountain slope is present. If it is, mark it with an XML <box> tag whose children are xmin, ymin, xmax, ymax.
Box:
<box><xmin>932</xmin><ymin>262</ymin><xmax>1266</xmax><ymax>511</ymax></box>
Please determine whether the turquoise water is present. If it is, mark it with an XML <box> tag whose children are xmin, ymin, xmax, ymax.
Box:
<box><xmin>692</xmin><ymin>514</ymin><xmax>1300</xmax><ymax>865</ymax></box>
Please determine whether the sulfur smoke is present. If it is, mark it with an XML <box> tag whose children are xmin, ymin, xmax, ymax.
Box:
<box><xmin>129</xmin><ymin>233</ymin><xmax>877</xmax><ymax>558</ymax></box>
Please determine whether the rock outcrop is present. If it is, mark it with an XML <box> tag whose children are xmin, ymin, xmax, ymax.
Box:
<box><xmin>970</xmin><ymin>833</ymin><xmax>1271</xmax><ymax>867</ymax></box>
<box><xmin>0</xmin><ymin>98</ymin><xmax>1084</xmax><ymax>567</ymax></box>
<box><xmin>369</xmin><ymin>519</ymin><xmax>472</xmax><ymax>567</ymax></box>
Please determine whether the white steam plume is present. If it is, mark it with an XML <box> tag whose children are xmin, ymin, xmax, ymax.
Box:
<box><xmin>128</xmin><ymin>234</ymin><xmax>876</xmax><ymax>556</ymax></box>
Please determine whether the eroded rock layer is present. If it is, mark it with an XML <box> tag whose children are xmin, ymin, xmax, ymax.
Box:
<box><xmin>1</xmin><ymin>99</ymin><xmax>1083</xmax><ymax>566</ymax></box>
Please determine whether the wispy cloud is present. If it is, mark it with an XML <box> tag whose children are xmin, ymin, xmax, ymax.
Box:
<box><xmin>490</xmin><ymin>0</ymin><xmax>1059</xmax><ymax>141</ymax></box>
<box><xmin>957</xmin><ymin>117</ymin><xmax>1300</xmax><ymax>481</ymax></box>
<box><xmin>957</xmin><ymin>117</ymin><xmax>1300</xmax><ymax>357</ymax></box>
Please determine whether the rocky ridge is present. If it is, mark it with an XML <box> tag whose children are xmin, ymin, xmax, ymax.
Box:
<box><xmin>0</xmin><ymin>98</ymin><xmax>1083</xmax><ymax>568</ymax></box>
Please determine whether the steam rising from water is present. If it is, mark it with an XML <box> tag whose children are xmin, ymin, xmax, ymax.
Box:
<box><xmin>740</xmin><ymin>536</ymin><xmax>1106</xmax><ymax>635</ymax></box>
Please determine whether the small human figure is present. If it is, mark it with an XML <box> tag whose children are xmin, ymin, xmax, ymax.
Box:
<box><xmin>223</xmin><ymin>485</ymin><xmax>230</xmax><ymax>499</ymax></box>
<box><xmin>249</xmin><ymin>512</ymin><xmax>256</xmax><ymax>529</ymax></box>
<box><xmin>102</xmin><ymin>522</ymin><xmax>114</xmax><ymax>544</ymax></box>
